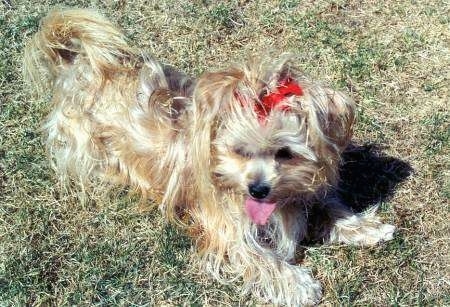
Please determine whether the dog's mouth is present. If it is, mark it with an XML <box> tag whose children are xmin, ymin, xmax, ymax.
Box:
<box><xmin>244</xmin><ymin>197</ymin><xmax>277</xmax><ymax>225</ymax></box>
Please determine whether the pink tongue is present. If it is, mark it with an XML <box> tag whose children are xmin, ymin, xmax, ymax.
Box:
<box><xmin>244</xmin><ymin>198</ymin><xmax>277</xmax><ymax>225</ymax></box>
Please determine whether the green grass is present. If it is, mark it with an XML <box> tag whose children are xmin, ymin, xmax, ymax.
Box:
<box><xmin>1</xmin><ymin>0</ymin><xmax>449</xmax><ymax>305</ymax></box>
<box><xmin>422</xmin><ymin>112</ymin><xmax>449</xmax><ymax>155</ymax></box>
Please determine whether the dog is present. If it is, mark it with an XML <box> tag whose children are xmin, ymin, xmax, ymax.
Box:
<box><xmin>24</xmin><ymin>9</ymin><xmax>395</xmax><ymax>305</ymax></box>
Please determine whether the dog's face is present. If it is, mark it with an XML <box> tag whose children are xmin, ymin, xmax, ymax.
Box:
<box><xmin>214</xmin><ymin>110</ymin><xmax>320</xmax><ymax>199</ymax></box>
<box><xmin>192</xmin><ymin>58</ymin><xmax>355</xmax><ymax>224</ymax></box>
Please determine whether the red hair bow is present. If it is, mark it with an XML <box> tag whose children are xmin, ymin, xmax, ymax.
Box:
<box><xmin>256</xmin><ymin>78</ymin><xmax>303</xmax><ymax>122</ymax></box>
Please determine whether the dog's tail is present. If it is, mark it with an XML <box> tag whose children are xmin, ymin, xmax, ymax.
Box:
<box><xmin>24</xmin><ymin>8</ymin><xmax>135</xmax><ymax>94</ymax></box>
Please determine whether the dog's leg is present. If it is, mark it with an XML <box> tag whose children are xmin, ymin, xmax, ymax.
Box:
<box><xmin>243</xmin><ymin>257</ymin><xmax>322</xmax><ymax>306</ymax></box>
<box><xmin>202</xmin><ymin>239</ymin><xmax>322</xmax><ymax>306</ymax></box>
<box><xmin>200</xmin><ymin>208</ymin><xmax>321</xmax><ymax>306</ymax></box>
<box><xmin>249</xmin><ymin>205</ymin><xmax>322</xmax><ymax>305</ymax></box>
<box><xmin>270</xmin><ymin>203</ymin><xmax>308</xmax><ymax>261</ymax></box>
<box><xmin>323</xmin><ymin>198</ymin><xmax>395</xmax><ymax>246</ymax></box>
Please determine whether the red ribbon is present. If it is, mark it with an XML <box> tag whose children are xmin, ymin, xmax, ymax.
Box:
<box><xmin>256</xmin><ymin>78</ymin><xmax>303</xmax><ymax>122</ymax></box>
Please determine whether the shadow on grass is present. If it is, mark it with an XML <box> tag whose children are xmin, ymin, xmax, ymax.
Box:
<box><xmin>337</xmin><ymin>143</ymin><xmax>413</xmax><ymax>213</ymax></box>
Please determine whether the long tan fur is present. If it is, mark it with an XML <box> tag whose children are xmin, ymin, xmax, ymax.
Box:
<box><xmin>24</xmin><ymin>9</ymin><xmax>194</xmax><ymax>219</ymax></box>
<box><xmin>24</xmin><ymin>9</ymin><xmax>395</xmax><ymax>305</ymax></box>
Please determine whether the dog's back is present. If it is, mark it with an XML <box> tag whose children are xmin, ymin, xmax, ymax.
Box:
<box><xmin>23</xmin><ymin>9</ymin><xmax>194</xmax><ymax>216</ymax></box>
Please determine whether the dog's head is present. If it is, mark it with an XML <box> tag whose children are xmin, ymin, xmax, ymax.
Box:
<box><xmin>192</xmin><ymin>56</ymin><xmax>355</xmax><ymax>225</ymax></box>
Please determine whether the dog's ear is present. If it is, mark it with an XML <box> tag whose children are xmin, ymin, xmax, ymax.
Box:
<box><xmin>193</xmin><ymin>69</ymin><xmax>244</xmax><ymax>117</ymax></box>
<box><xmin>301</xmin><ymin>84</ymin><xmax>356</xmax><ymax>154</ymax></box>
<box><xmin>190</xmin><ymin>69</ymin><xmax>244</xmax><ymax>202</ymax></box>
<box><xmin>258</xmin><ymin>56</ymin><xmax>355</xmax><ymax>153</ymax></box>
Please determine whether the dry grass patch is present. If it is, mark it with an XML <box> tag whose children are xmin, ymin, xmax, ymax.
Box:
<box><xmin>1</xmin><ymin>0</ymin><xmax>448</xmax><ymax>305</ymax></box>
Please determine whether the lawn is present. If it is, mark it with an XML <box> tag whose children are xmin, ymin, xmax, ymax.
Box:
<box><xmin>0</xmin><ymin>0</ymin><xmax>448</xmax><ymax>305</ymax></box>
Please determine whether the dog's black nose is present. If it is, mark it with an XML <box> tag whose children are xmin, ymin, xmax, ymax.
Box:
<box><xmin>248</xmin><ymin>183</ymin><xmax>271</xmax><ymax>199</ymax></box>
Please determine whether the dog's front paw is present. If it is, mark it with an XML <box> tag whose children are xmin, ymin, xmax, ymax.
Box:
<box><xmin>289</xmin><ymin>266</ymin><xmax>322</xmax><ymax>306</ymax></box>
<box><xmin>376</xmin><ymin>222</ymin><xmax>396</xmax><ymax>242</ymax></box>
<box><xmin>252</xmin><ymin>264</ymin><xmax>322</xmax><ymax>306</ymax></box>
<box><xmin>330</xmin><ymin>208</ymin><xmax>396</xmax><ymax>246</ymax></box>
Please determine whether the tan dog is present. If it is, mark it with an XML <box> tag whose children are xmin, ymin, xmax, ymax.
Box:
<box><xmin>24</xmin><ymin>9</ymin><xmax>395</xmax><ymax>305</ymax></box>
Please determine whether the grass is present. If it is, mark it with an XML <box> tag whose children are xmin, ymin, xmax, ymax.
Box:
<box><xmin>1</xmin><ymin>0</ymin><xmax>449</xmax><ymax>305</ymax></box>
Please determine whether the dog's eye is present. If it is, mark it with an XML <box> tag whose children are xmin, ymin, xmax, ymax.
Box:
<box><xmin>233</xmin><ymin>147</ymin><xmax>252</xmax><ymax>158</ymax></box>
<box><xmin>275</xmin><ymin>147</ymin><xmax>294</xmax><ymax>160</ymax></box>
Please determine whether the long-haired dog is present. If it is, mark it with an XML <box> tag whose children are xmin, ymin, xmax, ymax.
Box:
<box><xmin>24</xmin><ymin>9</ymin><xmax>395</xmax><ymax>305</ymax></box>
